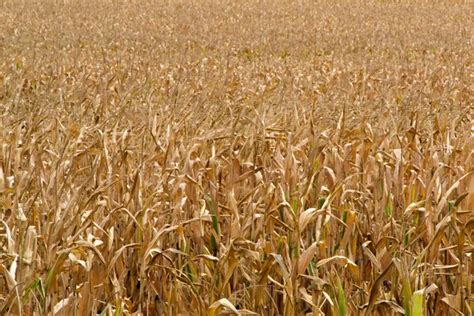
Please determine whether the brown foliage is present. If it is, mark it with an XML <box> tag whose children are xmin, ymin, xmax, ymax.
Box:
<box><xmin>0</xmin><ymin>0</ymin><xmax>473</xmax><ymax>315</ymax></box>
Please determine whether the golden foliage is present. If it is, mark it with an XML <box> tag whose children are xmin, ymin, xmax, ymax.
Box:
<box><xmin>0</xmin><ymin>0</ymin><xmax>473</xmax><ymax>315</ymax></box>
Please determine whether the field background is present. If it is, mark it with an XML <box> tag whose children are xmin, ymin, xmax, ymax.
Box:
<box><xmin>1</xmin><ymin>0</ymin><xmax>473</xmax><ymax>315</ymax></box>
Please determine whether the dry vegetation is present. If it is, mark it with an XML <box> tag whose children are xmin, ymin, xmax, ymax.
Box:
<box><xmin>1</xmin><ymin>0</ymin><xmax>473</xmax><ymax>315</ymax></box>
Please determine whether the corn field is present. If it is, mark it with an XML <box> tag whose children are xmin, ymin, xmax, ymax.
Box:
<box><xmin>0</xmin><ymin>0</ymin><xmax>473</xmax><ymax>315</ymax></box>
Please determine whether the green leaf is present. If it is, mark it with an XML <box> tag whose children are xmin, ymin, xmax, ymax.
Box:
<box><xmin>337</xmin><ymin>277</ymin><xmax>346</xmax><ymax>316</ymax></box>
<box><xmin>384</xmin><ymin>198</ymin><xmax>393</xmax><ymax>218</ymax></box>
<box><xmin>207</xmin><ymin>197</ymin><xmax>220</xmax><ymax>255</ymax></box>
<box><xmin>412</xmin><ymin>289</ymin><xmax>424</xmax><ymax>316</ymax></box>
<box><xmin>207</xmin><ymin>197</ymin><xmax>220</xmax><ymax>234</ymax></box>
<box><xmin>402</xmin><ymin>278</ymin><xmax>412</xmax><ymax>316</ymax></box>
